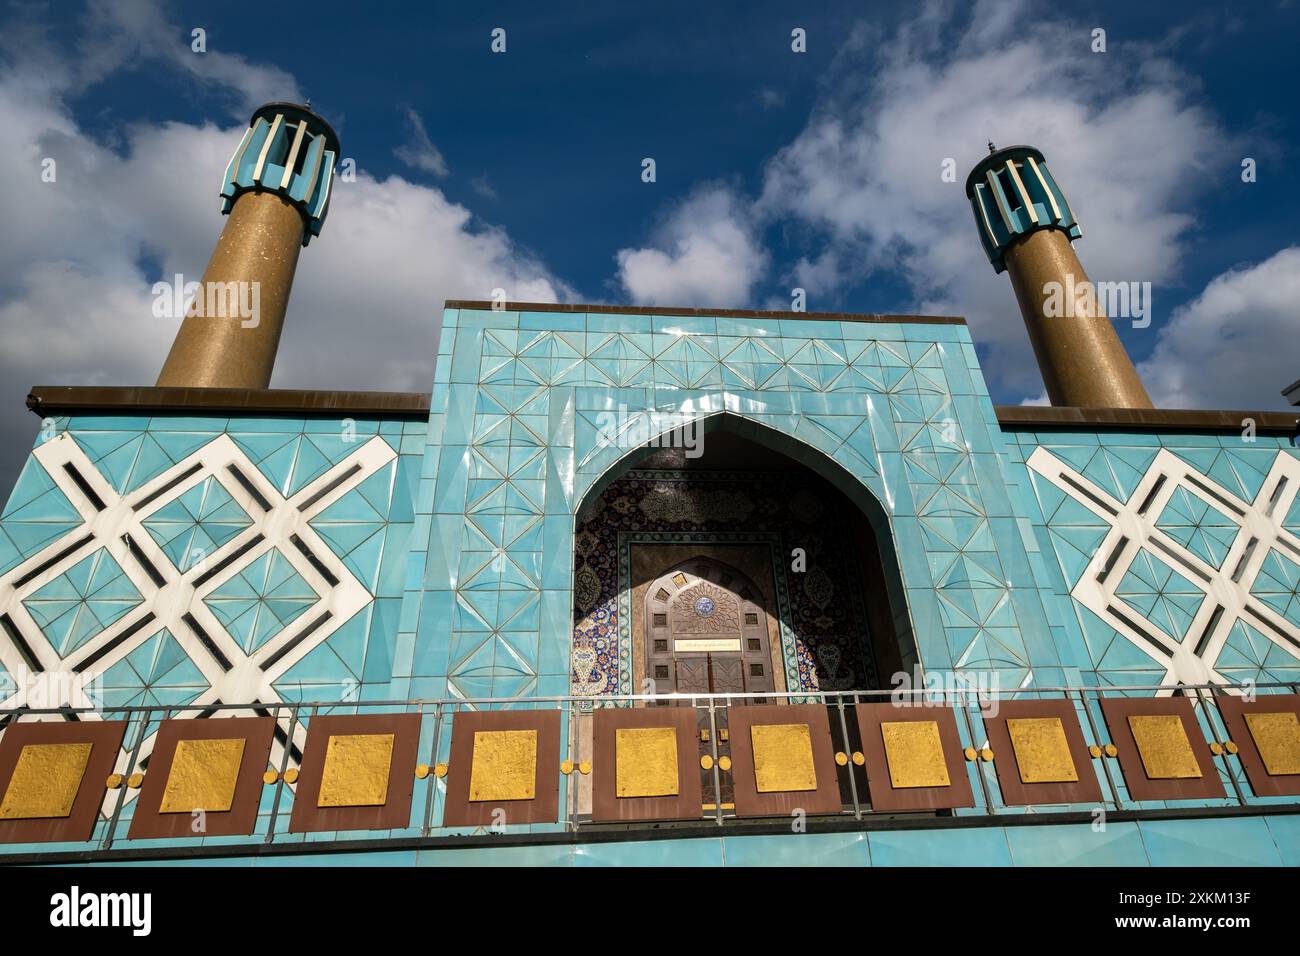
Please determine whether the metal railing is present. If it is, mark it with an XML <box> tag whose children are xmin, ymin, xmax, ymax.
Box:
<box><xmin>0</xmin><ymin>681</ymin><xmax>1296</xmax><ymax>859</ymax></box>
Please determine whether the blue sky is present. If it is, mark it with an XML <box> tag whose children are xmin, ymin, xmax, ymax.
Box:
<box><xmin>1</xmin><ymin>0</ymin><xmax>1298</xmax><ymax>487</ymax></box>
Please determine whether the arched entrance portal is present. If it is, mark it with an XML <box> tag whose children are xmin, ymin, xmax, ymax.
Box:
<box><xmin>572</xmin><ymin>414</ymin><xmax>913</xmax><ymax>698</ymax></box>
<box><xmin>645</xmin><ymin>558</ymin><xmax>774</xmax><ymax>695</ymax></box>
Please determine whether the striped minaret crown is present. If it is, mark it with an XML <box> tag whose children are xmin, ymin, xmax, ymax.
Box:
<box><xmin>220</xmin><ymin>102</ymin><xmax>340</xmax><ymax>245</ymax></box>
<box><xmin>965</xmin><ymin>144</ymin><xmax>1080</xmax><ymax>274</ymax></box>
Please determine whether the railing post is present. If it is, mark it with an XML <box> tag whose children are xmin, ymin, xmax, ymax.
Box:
<box><xmin>706</xmin><ymin>695</ymin><xmax>723</xmax><ymax>825</ymax></box>
<box><xmin>1076</xmin><ymin>688</ymin><xmax>1123</xmax><ymax>811</ymax></box>
<box><xmin>263</xmin><ymin>702</ymin><xmax>302</xmax><ymax>843</ymax></box>
<box><xmin>833</xmin><ymin>692</ymin><xmax>862</xmax><ymax>820</ymax></box>
<box><xmin>102</xmin><ymin>707</ymin><xmax>158</xmax><ymax>850</ymax></box>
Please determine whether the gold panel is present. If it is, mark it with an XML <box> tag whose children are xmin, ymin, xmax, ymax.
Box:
<box><xmin>0</xmin><ymin>743</ymin><xmax>92</xmax><ymax>820</ymax></box>
<box><xmin>880</xmin><ymin>721</ymin><xmax>950</xmax><ymax>789</ymax></box>
<box><xmin>468</xmin><ymin>730</ymin><xmax>537</xmax><ymax>803</ymax></box>
<box><xmin>317</xmin><ymin>733</ymin><xmax>395</xmax><ymax>808</ymax></box>
<box><xmin>615</xmin><ymin>727</ymin><xmax>679</xmax><ymax>798</ymax></box>
<box><xmin>159</xmin><ymin>738</ymin><xmax>246</xmax><ymax>814</ymax></box>
<box><xmin>1128</xmin><ymin>715</ymin><xmax>1201</xmax><ymax>780</ymax></box>
<box><xmin>1006</xmin><ymin>717</ymin><xmax>1079</xmax><ymax>784</ymax></box>
<box><xmin>750</xmin><ymin>723</ymin><xmax>817</xmax><ymax>793</ymax></box>
<box><xmin>1243</xmin><ymin>711</ymin><xmax>1300</xmax><ymax>776</ymax></box>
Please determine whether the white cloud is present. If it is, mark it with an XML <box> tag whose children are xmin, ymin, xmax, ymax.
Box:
<box><xmin>394</xmin><ymin>107</ymin><xmax>449</xmax><ymax>177</ymax></box>
<box><xmin>615</xmin><ymin>186</ymin><xmax>768</xmax><ymax>308</ymax></box>
<box><xmin>1138</xmin><ymin>247</ymin><xmax>1300</xmax><ymax>410</ymax></box>
<box><xmin>0</xmin><ymin>2</ymin><xmax>571</xmax><ymax>487</ymax></box>
<box><xmin>757</xmin><ymin>0</ymin><xmax>1232</xmax><ymax>397</ymax></box>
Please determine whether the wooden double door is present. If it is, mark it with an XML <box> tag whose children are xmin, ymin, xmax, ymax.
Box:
<box><xmin>644</xmin><ymin>558</ymin><xmax>775</xmax><ymax>696</ymax></box>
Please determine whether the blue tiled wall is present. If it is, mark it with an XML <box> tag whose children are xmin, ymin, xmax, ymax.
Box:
<box><xmin>402</xmin><ymin>307</ymin><xmax>1071</xmax><ymax>700</ymax></box>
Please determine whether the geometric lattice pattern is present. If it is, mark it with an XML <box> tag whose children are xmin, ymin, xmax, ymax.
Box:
<box><xmin>22</xmin><ymin>548</ymin><xmax>143</xmax><ymax>657</ymax></box>
<box><xmin>1025</xmin><ymin>443</ymin><xmax>1300</xmax><ymax>689</ymax></box>
<box><xmin>141</xmin><ymin>475</ymin><xmax>252</xmax><ymax>572</ymax></box>
<box><xmin>205</xmin><ymin>550</ymin><xmax>320</xmax><ymax>655</ymax></box>
<box><xmin>0</xmin><ymin>421</ymin><xmax>409</xmax><ymax>785</ymax></box>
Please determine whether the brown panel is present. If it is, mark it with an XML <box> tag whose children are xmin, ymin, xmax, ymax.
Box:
<box><xmin>0</xmin><ymin>720</ymin><xmax>126</xmax><ymax>844</ymax></box>
<box><xmin>1098</xmin><ymin>696</ymin><xmax>1225</xmax><ymax>801</ymax></box>
<box><xmin>1214</xmin><ymin>693</ymin><xmax>1300</xmax><ymax>798</ymax></box>
<box><xmin>591</xmin><ymin>707</ymin><xmax>702</xmax><ymax>823</ymax></box>
<box><xmin>979</xmin><ymin>700</ymin><xmax>1103</xmax><ymax>806</ymax></box>
<box><xmin>727</xmin><ymin>705</ymin><xmax>843</xmax><ymax>818</ymax></box>
<box><xmin>288</xmin><ymin>713</ymin><xmax>421</xmax><ymax>833</ymax></box>
<box><xmin>855</xmin><ymin>703</ymin><xmax>974</xmax><ymax>812</ymax></box>
<box><xmin>128</xmin><ymin>717</ymin><xmax>275</xmax><ymax>840</ymax></box>
<box><xmin>442</xmin><ymin>710</ymin><xmax>562</xmax><ymax>826</ymax></box>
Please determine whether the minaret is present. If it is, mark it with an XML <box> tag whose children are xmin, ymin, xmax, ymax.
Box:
<box><xmin>965</xmin><ymin>144</ymin><xmax>1152</xmax><ymax>409</ymax></box>
<box><xmin>156</xmin><ymin>102</ymin><xmax>339</xmax><ymax>389</ymax></box>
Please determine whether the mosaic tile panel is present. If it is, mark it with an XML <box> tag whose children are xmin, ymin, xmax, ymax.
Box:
<box><xmin>1010</xmin><ymin>430</ymin><xmax>1300</xmax><ymax>690</ymax></box>
<box><xmin>404</xmin><ymin>307</ymin><xmax>1060</xmax><ymax>700</ymax></box>
<box><xmin>0</xmin><ymin>412</ymin><xmax>424</xmax><ymax>745</ymax></box>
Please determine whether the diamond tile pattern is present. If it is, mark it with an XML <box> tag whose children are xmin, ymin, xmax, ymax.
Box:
<box><xmin>22</xmin><ymin>548</ymin><xmax>143</xmax><ymax>656</ymax></box>
<box><xmin>1019</xmin><ymin>433</ymin><xmax>1300</xmax><ymax>688</ymax></box>
<box><xmin>142</xmin><ymin>475</ymin><xmax>252</xmax><ymax>572</ymax></box>
<box><xmin>1154</xmin><ymin>486</ymin><xmax>1239</xmax><ymax>570</ymax></box>
<box><xmin>204</xmin><ymin>550</ymin><xmax>320</xmax><ymax>654</ymax></box>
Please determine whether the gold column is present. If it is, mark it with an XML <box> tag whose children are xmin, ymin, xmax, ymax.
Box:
<box><xmin>155</xmin><ymin>191</ymin><xmax>305</xmax><ymax>390</ymax></box>
<box><xmin>1002</xmin><ymin>229</ymin><xmax>1153</xmax><ymax>409</ymax></box>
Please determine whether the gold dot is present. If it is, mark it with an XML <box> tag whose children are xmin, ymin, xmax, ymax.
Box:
<box><xmin>980</xmin><ymin>748</ymin><xmax>994</xmax><ymax>762</ymax></box>
<box><xmin>262</xmin><ymin>770</ymin><xmax>279</xmax><ymax>785</ymax></box>
<box><xmin>1209</xmin><ymin>742</ymin><xmax>1224</xmax><ymax>756</ymax></box>
<box><xmin>415</xmin><ymin>764</ymin><xmax>430</xmax><ymax>779</ymax></box>
<box><xmin>578</xmin><ymin>761</ymin><xmax>592</xmax><ymax>775</ymax></box>
<box><xmin>560</xmin><ymin>759</ymin><xmax>575</xmax><ymax>775</ymax></box>
<box><xmin>127</xmin><ymin>773</ymin><xmax>144</xmax><ymax>789</ymax></box>
<box><xmin>718</xmin><ymin>756</ymin><xmax>732</xmax><ymax>772</ymax></box>
<box><xmin>433</xmin><ymin>763</ymin><xmax>448</xmax><ymax>778</ymax></box>
<box><xmin>700</xmin><ymin>755</ymin><xmax>714</xmax><ymax>770</ymax></box>
<box><xmin>1104</xmin><ymin>744</ymin><xmax>1118</xmax><ymax>758</ymax></box>
<box><xmin>105</xmin><ymin>773</ymin><xmax>124</xmax><ymax>790</ymax></box>
<box><xmin>851</xmin><ymin>751</ymin><xmax>865</xmax><ymax>766</ymax></box>
<box><xmin>283</xmin><ymin>768</ymin><xmax>300</xmax><ymax>784</ymax></box>
<box><xmin>964</xmin><ymin>747</ymin><xmax>978</xmax><ymax>761</ymax></box>
<box><xmin>835</xmin><ymin>752</ymin><xmax>848</xmax><ymax>766</ymax></box>
<box><xmin>1225</xmin><ymin>741</ymin><xmax>1239</xmax><ymax>754</ymax></box>
<box><xmin>1088</xmin><ymin>745</ymin><xmax>1102</xmax><ymax>759</ymax></box>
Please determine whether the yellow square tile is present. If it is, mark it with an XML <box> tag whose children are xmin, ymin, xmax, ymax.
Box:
<box><xmin>1243</xmin><ymin>711</ymin><xmax>1300</xmax><ymax>777</ymax></box>
<box><xmin>0</xmin><ymin>742</ymin><xmax>92</xmax><ymax>820</ymax></box>
<box><xmin>615</xmin><ymin>727</ymin><xmax>678</xmax><ymax>798</ymax></box>
<box><xmin>750</xmin><ymin>723</ymin><xmax>817</xmax><ymax>793</ymax></box>
<box><xmin>880</xmin><ymin>720</ymin><xmax>950</xmax><ymax>789</ymax></box>
<box><xmin>318</xmin><ymin>733</ymin><xmax>395</xmax><ymax>808</ymax></box>
<box><xmin>1128</xmin><ymin>715</ymin><xmax>1201</xmax><ymax>779</ymax></box>
<box><xmin>160</xmin><ymin>737</ymin><xmax>245</xmax><ymax>814</ymax></box>
<box><xmin>1007</xmin><ymin>717</ymin><xmax>1078</xmax><ymax>784</ymax></box>
<box><xmin>469</xmin><ymin>729</ymin><xmax>538</xmax><ymax>803</ymax></box>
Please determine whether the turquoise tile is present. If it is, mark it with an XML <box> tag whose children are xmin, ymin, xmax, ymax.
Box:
<box><xmin>1005</xmin><ymin>821</ymin><xmax>1148</xmax><ymax>866</ymax></box>
<box><xmin>723</xmin><ymin>831</ymin><xmax>870</xmax><ymax>866</ymax></box>
<box><xmin>1264</xmin><ymin>814</ymin><xmax>1300</xmax><ymax>866</ymax></box>
<box><xmin>419</xmin><ymin>843</ymin><xmax>574</xmax><ymax>866</ymax></box>
<box><xmin>1138</xmin><ymin>816</ymin><xmax>1283</xmax><ymax>866</ymax></box>
<box><xmin>868</xmin><ymin>825</ymin><xmax>1013</xmax><ymax>866</ymax></box>
<box><xmin>575</xmin><ymin>837</ymin><xmax>724</xmax><ymax>867</ymax></box>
